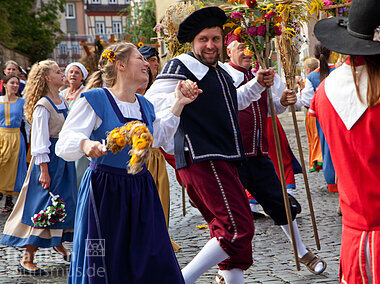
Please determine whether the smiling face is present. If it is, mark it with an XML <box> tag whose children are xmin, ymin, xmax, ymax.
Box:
<box><xmin>124</xmin><ymin>49</ymin><xmax>150</xmax><ymax>86</ymax></box>
<box><xmin>191</xmin><ymin>26</ymin><xmax>223</xmax><ymax>67</ymax></box>
<box><xmin>67</xmin><ymin>65</ymin><xmax>84</xmax><ymax>88</ymax></box>
<box><xmin>227</xmin><ymin>41</ymin><xmax>253</xmax><ymax>70</ymax></box>
<box><xmin>4</xmin><ymin>63</ymin><xmax>18</xmax><ymax>76</ymax></box>
<box><xmin>4</xmin><ymin>77</ymin><xmax>20</xmax><ymax>96</ymax></box>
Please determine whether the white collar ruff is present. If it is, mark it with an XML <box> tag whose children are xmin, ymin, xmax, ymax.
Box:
<box><xmin>175</xmin><ymin>53</ymin><xmax>232</xmax><ymax>81</ymax></box>
<box><xmin>324</xmin><ymin>63</ymin><xmax>368</xmax><ymax>130</ymax></box>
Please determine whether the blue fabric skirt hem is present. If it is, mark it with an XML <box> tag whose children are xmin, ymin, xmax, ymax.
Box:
<box><xmin>0</xmin><ymin>232</ymin><xmax>73</xmax><ymax>248</ymax></box>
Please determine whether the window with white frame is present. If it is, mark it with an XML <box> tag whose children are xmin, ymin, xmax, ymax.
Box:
<box><xmin>112</xmin><ymin>22</ymin><xmax>122</xmax><ymax>34</ymax></box>
<box><xmin>109</xmin><ymin>0</ymin><xmax>117</xmax><ymax>4</ymax></box>
<box><xmin>65</xmin><ymin>3</ymin><xmax>75</xmax><ymax>19</ymax></box>
<box><xmin>92</xmin><ymin>0</ymin><xmax>101</xmax><ymax>3</ymax></box>
<box><xmin>125</xmin><ymin>0</ymin><xmax>130</xmax><ymax>3</ymax></box>
<box><xmin>72</xmin><ymin>45</ymin><xmax>80</xmax><ymax>55</ymax></box>
<box><xmin>59</xmin><ymin>44</ymin><xmax>68</xmax><ymax>55</ymax></box>
<box><xmin>95</xmin><ymin>22</ymin><xmax>105</xmax><ymax>35</ymax></box>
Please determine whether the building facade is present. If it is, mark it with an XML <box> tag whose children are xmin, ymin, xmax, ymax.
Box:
<box><xmin>53</xmin><ymin>0</ymin><xmax>130</xmax><ymax>67</ymax></box>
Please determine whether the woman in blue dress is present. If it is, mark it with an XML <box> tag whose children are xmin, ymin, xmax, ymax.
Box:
<box><xmin>299</xmin><ymin>42</ymin><xmax>337</xmax><ymax>192</ymax></box>
<box><xmin>56</xmin><ymin>42</ymin><xmax>200</xmax><ymax>283</ymax></box>
<box><xmin>1</xmin><ymin>60</ymin><xmax>77</xmax><ymax>275</ymax></box>
<box><xmin>0</xmin><ymin>74</ymin><xmax>27</xmax><ymax>211</ymax></box>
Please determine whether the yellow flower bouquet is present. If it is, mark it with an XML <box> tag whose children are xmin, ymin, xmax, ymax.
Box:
<box><xmin>106</xmin><ymin>121</ymin><xmax>153</xmax><ymax>174</ymax></box>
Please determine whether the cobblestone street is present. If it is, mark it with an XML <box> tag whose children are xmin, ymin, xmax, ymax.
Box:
<box><xmin>0</xmin><ymin>110</ymin><xmax>342</xmax><ymax>283</ymax></box>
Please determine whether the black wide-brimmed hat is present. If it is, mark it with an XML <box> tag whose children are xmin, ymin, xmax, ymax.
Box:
<box><xmin>177</xmin><ymin>7</ymin><xmax>228</xmax><ymax>44</ymax></box>
<box><xmin>314</xmin><ymin>0</ymin><xmax>380</xmax><ymax>55</ymax></box>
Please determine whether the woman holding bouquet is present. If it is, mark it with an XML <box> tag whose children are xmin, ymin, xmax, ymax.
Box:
<box><xmin>1</xmin><ymin>60</ymin><xmax>77</xmax><ymax>275</ymax></box>
<box><xmin>56</xmin><ymin>42</ymin><xmax>199</xmax><ymax>283</ymax></box>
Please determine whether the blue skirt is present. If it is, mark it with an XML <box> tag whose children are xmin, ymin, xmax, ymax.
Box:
<box><xmin>21</xmin><ymin>138</ymin><xmax>77</xmax><ymax>229</ymax></box>
<box><xmin>316</xmin><ymin>119</ymin><xmax>336</xmax><ymax>185</ymax></box>
<box><xmin>14</xmin><ymin>131</ymin><xmax>27</xmax><ymax>192</ymax></box>
<box><xmin>0</xmin><ymin>139</ymin><xmax>76</xmax><ymax>248</ymax></box>
<box><xmin>69</xmin><ymin>162</ymin><xmax>184</xmax><ymax>284</ymax></box>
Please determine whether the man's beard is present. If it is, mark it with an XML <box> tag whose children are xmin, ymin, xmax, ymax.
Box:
<box><xmin>194</xmin><ymin>50</ymin><xmax>220</xmax><ymax>66</ymax></box>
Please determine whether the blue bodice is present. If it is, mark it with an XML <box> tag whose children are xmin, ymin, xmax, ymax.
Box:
<box><xmin>82</xmin><ymin>88</ymin><xmax>155</xmax><ymax>169</ymax></box>
<box><xmin>0</xmin><ymin>97</ymin><xmax>25</xmax><ymax>128</ymax></box>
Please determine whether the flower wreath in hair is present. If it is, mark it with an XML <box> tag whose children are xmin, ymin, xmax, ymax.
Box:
<box><xmin>106</xmin><ymin>121</ymin><xmax>153</xmax><ymax>174</ymax></box>
<box><xmin>102</xmin><ymin>49</ymin><xmax>116</xmax><ymax>63</ymax></box>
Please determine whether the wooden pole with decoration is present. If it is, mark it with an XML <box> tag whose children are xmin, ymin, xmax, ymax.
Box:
<box><xmin>223</xmin><ymin>0</ymin><xmax>301</xmax><ymax>270</ymax></box>
<box><xmin>264</xmin><ymin>18</ymin><xmax>301</xmax><ymax>271</ymax></box>
<box><xmin>275</xmin><ymin>0</ymin><xmax>321</xmax><ymax>251</ymax></box>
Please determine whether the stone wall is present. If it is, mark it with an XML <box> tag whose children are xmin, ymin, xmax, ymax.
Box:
<box><xmin>0</xmin><ymin>42</ymin><xmax>31</xmax><ymax>73</ymax></box>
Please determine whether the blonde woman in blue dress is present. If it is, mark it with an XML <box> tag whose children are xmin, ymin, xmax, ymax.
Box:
<box><xmin>56</xmin><ymin>42</ymin><xmax>200</xmax><ymax>283</ymax></box>
<box><xmin>1</xmin><ymin>60</ymin><xmax>77</xmax><ymax>276</ymax></box>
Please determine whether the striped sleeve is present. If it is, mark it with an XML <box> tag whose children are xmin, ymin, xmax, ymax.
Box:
<box><xmin>156</xmin><ymin>59</ymin><xmax>188</xmax><ymax>80</ymax></box>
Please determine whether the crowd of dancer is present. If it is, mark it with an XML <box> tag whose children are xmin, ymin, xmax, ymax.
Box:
<box><xmin>0</xmin><ymin>0</ymin><xmax>379</xmax><ymax>283</ymax></box>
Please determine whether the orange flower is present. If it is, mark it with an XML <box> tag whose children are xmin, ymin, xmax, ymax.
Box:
<box><xmin>132</xmin><ymin>135</ymin><xmax>138</xmax><ymax>144</ymax></box>
<box><xmin>244</xmin><ymin>47</ymin><xmax>254</xmax><ymax>56</ymax></box>
<box><xmin>112</xmin><ymin>131</ymin><xmax>121</xmax><ymax>139</ymax></box>
<box><xmin>115</xmin><ymin>135</ymin><xmax>126</xmax><ymax>147</ymax></box>
<box><xmin>126</xmin><ymin>124</ymin><xmax>133</xmax><ymax>131</ymax></box>
<box><xmin>233</xmin><ymin>27</ymin><xmax>242</xmax><ymax>35</ymax></box>
<box><xmin>137</xmin><ymin>42</ymin><xmax>144</xmax><ymax>48</ymax></box>
<box><xmin>129</xmin><ymin>154</ymin><xmax>138</xmax><ymax>165</ymax></box>
<box><xmin>275</xmin><ymin>16</ymin><xmax>283</xmax><ymax>23</ymax></box>
<box><xmin>109</xmin><ymin>128</ymin><xmax>119</xmax><ymax>136</ymax></box>
<box><xmin>133</xmin><ymin>138</ymin><xmax>148</xmax><ymax>150</ymax></box>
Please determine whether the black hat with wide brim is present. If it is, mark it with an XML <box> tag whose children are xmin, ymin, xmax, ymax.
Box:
<box><xmin>314</xmin><ymin>0</ymin><xmax>380</xmax><ymax>56</ymax></box>
<box><xmin>177</xmin><ymin>7</ymin><xmax>227</xmax><ymax>44</ymax></box>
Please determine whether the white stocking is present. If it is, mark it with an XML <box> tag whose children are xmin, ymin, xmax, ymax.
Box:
<box><xmin>281</xmin><ymin>220</ymin><xmax>324</xmax><ymax>273</ymax></box>
<box><xmin>182</xmin><ymin>237</ymin><xmax>229</xmax><ymax>284</ymax></box>
<box><xmin>218</xmin><ymin>268</ymin><xmax>244</xmax><ymax>284</ymax></box>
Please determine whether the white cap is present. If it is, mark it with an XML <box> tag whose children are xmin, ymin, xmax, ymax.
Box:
<box><xmin>65</xmin><ymin>62</ymin><xmax>88</xmax><ymax>80</ymax></box>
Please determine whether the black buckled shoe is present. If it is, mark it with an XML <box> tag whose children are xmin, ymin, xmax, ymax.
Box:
<box><xmin>288</xmin><ymin>194</ymin><xmax>302</xmax><ymax>214</ymax></box>
<box><xmin>17</xmin><ymin>263</ymin><xmax>48</xmax><ymax>276</ymax></box>
<box><xmin>252</xmin><ymin>211</ymin><xmax>266</xmax><ymax>219</ymax></box>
